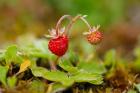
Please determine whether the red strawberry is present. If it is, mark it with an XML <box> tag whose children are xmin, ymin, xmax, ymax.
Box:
<box><xmin>48</xmin><ymin>35</ymin><xmax>68</xmax><ymax>56</ymax></box>
<box><xmin>86</xmin><ymin>31</ymin><xmax>103</xmax><ymax>44</ymax></box>
<box><xmin>83</xmin><ymin>25</ymin><xmax>103</xmax><ymax>45</ymax></box>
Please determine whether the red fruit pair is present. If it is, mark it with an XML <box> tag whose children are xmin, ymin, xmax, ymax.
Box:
<box><xmin>47</xmin><ymin>15</ymin><xmax>103</xmax><ymax>57</ymax></box>
<box><xmin>48</xmin><ymin>30</ymin><xmax>102</xmax><ymax>57</ymax></box>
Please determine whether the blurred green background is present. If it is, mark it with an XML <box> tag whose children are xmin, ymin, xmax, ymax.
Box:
<box><xmin>0</xmin><ymin>0</ymin><xmax>140</xmax><ymax>55</ymax></box>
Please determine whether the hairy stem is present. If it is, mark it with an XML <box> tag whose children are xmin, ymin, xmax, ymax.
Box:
<box><xmin>64</xmin><ymin>15</ymin><xmax>82</xmax><ymax>35</ymax></box>
<box><xmin>49</xmin><ymin>57</ymin><xmax>59</xmax><ymax>70</ymax></box>
<box><xmin>55</xmin><ymin>15</ymin><xmax>72</xmax><ymax>36</ymax></box>
<box><xmin>63</xmin><ymin>15</ymin><xmax>92</xmax><ymax>35</ymax></box>
<box><xmin>80</xmin><ymin>16</ymin><xmax>92</xmax><ymax>30</ymax></box>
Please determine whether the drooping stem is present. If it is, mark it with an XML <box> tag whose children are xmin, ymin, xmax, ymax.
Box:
<box><xmin>63</xmin><ymin>15</ymin><xmax>92</xmax><ymax>35</ymax></box>
<box><xmin>80</xmin><ymin>17</ymin><xmax>100</xmax><ymax>32</ymax></box>
<box><xmin>64</xmin><ymin>15</ymin><xmax>82</xmax><ymax>35</ymax></box>
<box><xmin>55</xmin><ymin>15</ymin><xmax>72</xmax><ymax>36</ymax></box>
<box><xmin>55</xmin><ymin>14</ymin><xmax>95</xmax><ymax>36</ymax></box>
<box><xmin>80</xmin><ymin>16</ymin><xmax>92</xmax><ymax>30</ymax></box>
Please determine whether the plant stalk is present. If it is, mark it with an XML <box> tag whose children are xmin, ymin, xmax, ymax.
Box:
<box><xmin>63</xmin><ymin>15</ymin><xmax>92</xmax><ymax>35</ymax></box>
<box><xmin>49</xmin><ymin>57</ymin><xmax>59</xmax><ymax>70</ymax></box>
<box><xmin>55</xmin><ymin>15</ymin><xmax>72</xmax><ymax>36</ymax></box>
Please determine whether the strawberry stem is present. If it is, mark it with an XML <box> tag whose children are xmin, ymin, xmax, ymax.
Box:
<box><xmin>63</xmin><ymin>15</ymin><xmax>92</xmax><ymax>35</ymax></box>
<box><xmin>49</xmin><ymin>61</ymin><xmax>57</xmax><ymax>70</ymax></box>
<box><xmin>55</xmin><ymin>15</ymin><xmax>72</xmax><ymax>36</ymax></box>
<box><xmin>49</xmin><ymin>57</ymin><xmax>59</xmax><ymax>70</ymax></box>
<box><xmin>64</xmin><ymin>15</ymin><xmax>82</xmax><ymax>35</ymax></box>
<box><xmin>80</xmin><ymin>16</ymin><xmax>92</xmax><ymax>30</ymax></box>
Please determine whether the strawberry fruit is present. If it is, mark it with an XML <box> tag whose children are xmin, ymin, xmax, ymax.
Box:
<box><xmin>86</xmin><ymin>31</ymin><xmax>103</xmax><ymax>45</ymax></box>
<box><xmin>83</xmin><ymin>25</ymin><xmax>103</xmax><ymax>45</ymax></box>
<box><xmin>48</xmin><ymin>35</ymin><xmax>68</xmax><ymax>56</ymax></box>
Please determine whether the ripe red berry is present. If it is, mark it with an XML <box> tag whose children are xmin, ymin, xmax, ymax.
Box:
<box><xmin>48</xmin><ymin>35</ymin><xmax>68</xmax><ymax>56</ymax></box>
<box><xmin>86</xmin><ymin>31</ymin><xmax>103</xmax><ymax>45</ymax></box>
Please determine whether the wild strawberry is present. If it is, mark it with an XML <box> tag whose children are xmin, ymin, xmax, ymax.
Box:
<box><xmin>48</xmin><ymin>35</ymin><xmax>68</xmax><ymax>56</ymax></box>
<box><xmin>83</xmin><ymin>25</ymin><xmax>103</xmax><ymax>45</ymax></box>
<box><xmin>46</xmin><ymin>15</ymin><xmax>72</xmax><ymax>57</ymax></box>
<box><xmin>86</xmin><ymin>31</ymin><xmax>103</xmax><ymax>44</ymax></box>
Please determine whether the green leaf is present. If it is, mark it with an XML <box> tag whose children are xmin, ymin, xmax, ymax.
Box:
<box><xmin>5</xmin><ymin>45</ymin><xmax>18</xmax><ymax>62</ymax></box>
<box><xmin>59</xmin><ymin>60</ymin><xmax>79</xmax><ymax>74</ymax></box>
<box><xmin>71</xmin><ymin>72</ymin><xmax>103</xmax><ymax>85</ymax></box>
<box><xmin>43</xmin><ymin>71</ymin><xmax>74</xmax><ymax>86</ymax></box>
<box><xmin>133</xmin><ymin>59</ymin><xmax>140</xmax><ymax>71</ymax></box>
<box><xmin>0</xmin><ymin>53</ymin><xmax>4</xmax><ymax>61</ymax></box>
<box><xmin>77</xmin><ymin>62</ymin><xmax>106</xmax><ymax>74</ymax></box>
<box><xmin>134</xmin><ymin>47</ymin><xmax>140</xmax><ymax>58</ymax></box>
<box><xmin>135</xmin><ymin>83</ymin><xmax>140</xmax><ymax>92</ymax></box>
<box><xmin>59</xmin><ymin>60</ymin><xmax>104</xmax><ymax>85</ymax></box>
<box><xmin>67</xmin><ymin>51</ymin><xmax>79</xmax><ymax>63</ymax></box>
<box><xmin>47</xmin><ymin>83</ymin><xmax>68</xmax><ymax>93</ymax></box>
<box><xmin>31</xmin><ymin>66</ymin><xmax>73</xmax><ymax>86</ymax></box>
<box><xmin>127</xmin><ymin>89</ymin><xmax>137</xmax><ymax>93</ymax></box>
<box><xmin>19</xmin><ymin>39</ymin><xmax>52</xmax><ymax>59</ymax></box>
<box><xmin>4</xmin><ymin>45</ymin><xmax>23</xmax><ymax>65</ymax></box>
<box><xmin>7</xmin><ymin>76</ymin><xmax>17</xmax><ymax>88</ymax></box>
<box><xmin>29</xmin><ymin>80</ymin><xmax>46</xmax><ymax>93</ymax></box>
<box><xmin>31</xmin><ymin>66</ymin><xmax>49</xmax><ymax>77</ymax></box>
<box><xmin>104</xmin><ymin>49</ymin><xmax>116</xmax><ymax>67</ymax></box>
<box><xmin>0</xmin><ymin>66</ymin><xmax>9</xmax><ymax>86</ymax></box>
<box><xmin>104</xmin><ymin>50</ymin><xmax>117</xmax><ymax>78</ymax></box>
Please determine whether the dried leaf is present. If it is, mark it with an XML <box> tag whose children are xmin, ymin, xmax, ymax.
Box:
<box><xmin>17</xmin><ymin>59</ymin><xmax>31</xmax><ymax>74</ymax></box>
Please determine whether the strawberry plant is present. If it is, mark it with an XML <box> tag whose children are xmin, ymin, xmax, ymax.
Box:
<box><xmin>0</xmin><ymin>15</ymin><xmax>140</xmax><ymax>93</ymax></box>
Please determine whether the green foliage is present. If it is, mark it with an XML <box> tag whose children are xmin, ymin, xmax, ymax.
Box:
<box><xmin>104</xmin><ymin>49</ymin><xmax>117</xmax><ymax>78</ymax></box>
<box><xmin>0</xmin><ymin>36</ymin><xmax>140</xmax><ymax>92</ymax></box>
<box><xmin>31</xmin><ymin>57</ymin><xmax>104</xmax><ymax>87</ymax></box>
<box><xmin>104</xmin><ymin>49</ymin><xmax>116</xmax><ymax>67</ymax></box>
<box><xmin>31</xmin><ymin>66</ymin><xmax>49</xmax><ymax>77</ymax></box>
<box><xmin>4</xmin><ymin>45</ymin><xmax>23</xmax><ymax>65</ymax></box>
<box><xmin>31</xmin><ymin>65</ymin><xmax>103</xmax><ymax>87</ymax></box>
<box><xmin>0</xmin><ymin>53</ymin><xmax>4</xmax><ymax>61</ymax></box>
<box><xmin>0</xmin><ymin>0</ymin><xmax>139</xmax><ymax>91</ymax></box>
<box><xmin>0</xmin><ymin>66</ymin><xmax>17</xmax><ymax>88</ymax></box>
<box><xmin>127</xmin><ymin>89</ymin><xmax>137</xmax><ymax>93</ymax></box>
<box><xmin>128</xmin><ymin>83</ymin><xmax>140</xmax><ymax>93</ymax></box>
<box><xmin>5</xmin><ymin>45</ymin><xmax>18</xmax><ymax>63</ymax></box>
<box><xmin>71</xmin><ymin>72</ymin><xmax>103</xmax><ymax>85</ymax></box>
<box><xmin>133</xmin><ymin>58</ymin><xmax>140</xmax><ymax>71</ymax></box>
<box><xmin>77</xmin><ymin>62</ymin><xmax>106</xmax><ymax>74</ymax></box>
<box><xmin>59</xmin><ymin>60</ymin><xmax>104</xmax><ymax>85</ymax></box>
<box><xmin>31</xmin><ymin>66</ymin><xmax>73</xmax><ymax>86</ymax></box>
<box><xmin>134</xmin><ymin>47</ymin><xmax>140</xmax><ymax>58</ymax></box>
<box><xmin>18</xmin><ymin>38</ymin><xmax>53</xmax><ymax>59</ymax></box>
<box><xmin>59</xmin><ymin>59</ymin><xmax>79</xmax><ymax>74</ymax></box>
<box><xmin>67</xmin><ymin>50</ymin><xmax>79</xmax><ymax>64</ymax></box>
<box><xmin>47</xmin><ymin>83</ymin><xmax>68</xmax><ymax>93</ymax></box>
<box><xmin>7</xmin><ymin>76</ymin><xmax>17</xmax><ymax>88</ymax></box>
<box><xmin>135</xmin><ymin>84</ymin><xmax>140</xmax><ymax>92</ymax></box>
<box><xmin>133</xmin><ymin>47</ymin><xmax>140</xmax><ymax>71</ymax></box>
<box><xmin>0</xmin><ymin>66</ymin><xmax>9</xmax><ymax>86</ymax></box>
<box><xmin>44</xmin><ymin>71</ymin><xmax>73</xmax><ymax>86</ymax></box>
<box><xmin>28</xmin><ymin>80</ymin><xmax>46</xmax><ymax>93</ymax></box>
